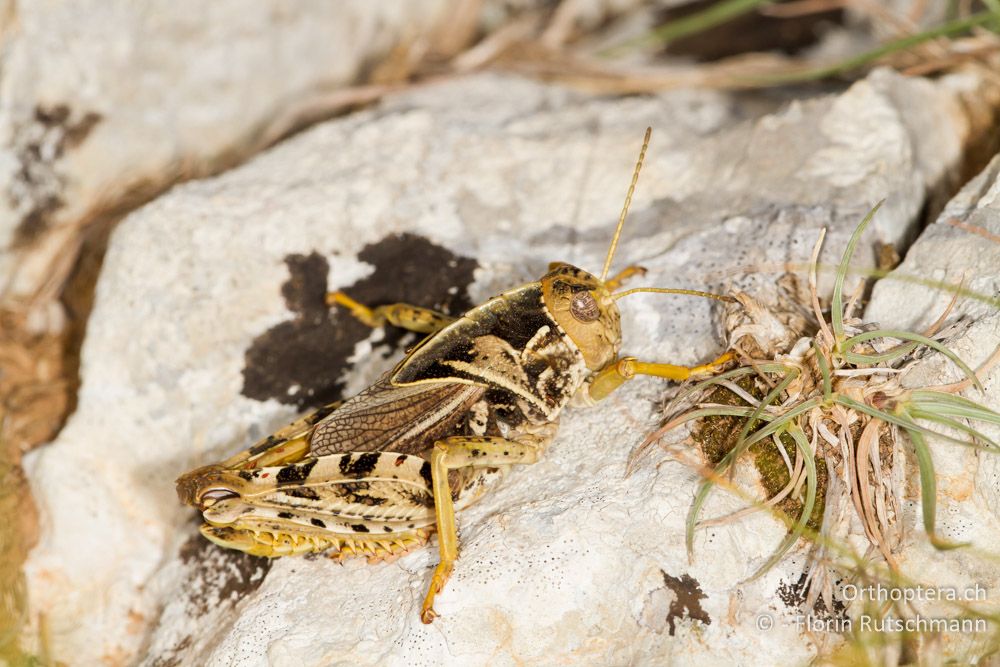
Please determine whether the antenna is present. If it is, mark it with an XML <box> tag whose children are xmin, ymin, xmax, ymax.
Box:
<box><xmin>612</xmin><ymin>287</ymin><xmax>735</xmax><ymax>304</ymax></box>
<box><xmin>600</xmin><ymin>127</ymin><xmax>652</xmax><ymax>282</ymax></box>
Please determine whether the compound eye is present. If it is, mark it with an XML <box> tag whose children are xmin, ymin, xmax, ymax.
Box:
<box><xmin>570</xmin><ymin>291</ymin><xmax>600</xmax><ymax>322</ymax></box>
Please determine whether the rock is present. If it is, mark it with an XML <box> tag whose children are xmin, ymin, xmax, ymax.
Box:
<box><xmin>0</xmin><ymin>0</ymin><xmax>529</xmax><ymax>303</ymax></box>
<box><xmin>20</xmin><ymin>69</ymin><xmax>994</xmax><ymax>664</ymax></box>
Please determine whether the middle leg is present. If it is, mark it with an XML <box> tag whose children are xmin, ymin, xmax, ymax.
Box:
<box><xmin>421</xmin><ymin>435</ymin><xmax>544</xmax><ymax>623</ymax></box>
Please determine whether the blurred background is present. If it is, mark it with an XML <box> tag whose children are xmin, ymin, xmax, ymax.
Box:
<box><xmin>1</xmin><ymin>1</ymin><xmax>998</xmax><ymax>664</ymax></box>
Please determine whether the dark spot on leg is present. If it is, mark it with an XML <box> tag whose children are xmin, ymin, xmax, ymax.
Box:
<box><xmin>420</xmin><ymin>461</ymin><xmax>432</xmax><ymax>487</ymax></box>
<box><xmin>340</xmin><ymin>452</ymin><xmax>380</xmax><ymax>478</ymax></box>
<box><xmin>350</xmin><ymin>494</ymin><xmax>386</xmax><ymax>507</ymax></box>
<box><xmin>383</xmin><ymin>526</ymin><xmax>393</xmax><ymax>532</ymax></box>
<box><xmin>310</xmin><ymin>518</ymin><xmax>326</xmax><ymax>528</ymax></box>
<box><xmin>351</xmin><ymin>524</ymin><xmax>370</xmax><ymax>533</ymax></box>
<box><xmin>277</xmin><ymin>512</ymin><xmax>293</xmax><ymax>519</ymax></box>
<box><xmin>248</xmin><ymin>435</ymin><xmax>280</xmax><ymax>456</ymax></box>
<box><xmin>276</xmin><ymin>458</ymin><xmax>317</xmax><ymax>485</ymax></box>
<box><xmin>284</xmin><ymin>487</ymin><xmax>320</xmax><ymax>500</ymax></box>
<box><xmin>238</xmin><ymin>470</ymin><xmax>253</xmax><ymax>481</ymax></box>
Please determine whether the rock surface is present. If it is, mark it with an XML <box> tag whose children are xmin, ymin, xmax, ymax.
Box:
<box><xmin>20</xmin><ymin>70</ymin><xmax>995</xmax><ymax>664</ymax></box>
<box><xmin>0</xmin><ymin>0</ymin><xmax>505</xmax><ymax>302</ymax></box>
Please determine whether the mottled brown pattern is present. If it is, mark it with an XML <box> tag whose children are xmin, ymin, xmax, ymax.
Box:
<box><xmin>309</xmin><ymin>375</ymin><xmax>484</xmax><ymax>456</ymax></box>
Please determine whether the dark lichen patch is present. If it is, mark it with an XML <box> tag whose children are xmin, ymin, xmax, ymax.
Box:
<box><xmin>692</xmin><ymin>376</ymin><xmax>827</xmax><ymax>533</ymax></box>
<box><xmin>241</xmin><ymin>234</ymin><xmax>477</xmax><ymax>408</ymax></box>
<box><xmin>155</xmin><ymin>534</ymin><xmax>272</xmax><ymax>666</ymax></box>
<box><xmin>10</xmin><ymin>105</ymin><xmax>103</xmax><ymax>247</ymax></box>
<box><xmin>662</xmin><ymin>571</ymin><xmax>711</xmax><ymax>636</ymax></box>
<box><xmin>177</xmin><ymin>532</ymin><xmax>272</xmax><ymax>614</ymax></box>
<box><xmin>778</xmin><ymin>572</ymin><xmax>846</xmax><ymax>620</ymax></box>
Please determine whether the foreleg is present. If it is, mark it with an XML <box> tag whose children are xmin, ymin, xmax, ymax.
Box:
<box><xmin>585</xmin><ymin>352</ymin><xmax>735</xmax><ymax>402</ymax></box>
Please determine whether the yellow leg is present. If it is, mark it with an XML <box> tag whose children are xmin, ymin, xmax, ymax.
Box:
<box><xmin>421</xmin><ymin>436</ymin><xmax>541</xmax><ymax>624</ymax></box>
<box><xmin>217</xmin><ymin>400</ymin><xmax>343</xmax><ymax>470</ymax></box>
<box><xmin>587</xmin><ymin>352</ymin><xmax>734</xmax><ymax>402</ymax></box>
<box><xmin>327</xmin><ymin>291</ymin><xmax>455</xmax><ymax>334</ymax></box>
<box><xmin>605</xmin><ymin>265</ymin><xmax>647</xmax><ymax>291</ymax></box>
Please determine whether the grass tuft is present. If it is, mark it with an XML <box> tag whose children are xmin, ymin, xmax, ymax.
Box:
<box><xmin>646</xmin><ymin>203</ymin><xmax>1000</xmax><ymax>607</ymax></box>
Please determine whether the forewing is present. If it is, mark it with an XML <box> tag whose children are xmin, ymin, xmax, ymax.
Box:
<box><xmin>309</xmin><ymin>374</ymin><xmax>483</xmax><ymax>456</ymax></box>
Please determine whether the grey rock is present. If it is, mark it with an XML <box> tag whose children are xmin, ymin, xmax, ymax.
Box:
<box><xmin>0</xmin><ymin>0</ymin><xmax>489</xmax><ymax>303</ymax></box>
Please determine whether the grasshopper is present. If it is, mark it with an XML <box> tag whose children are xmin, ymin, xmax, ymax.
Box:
<box><xmin>176</xmin><ymin>128</ymin><xmax>734</xmax><ymax>623</ymax></box>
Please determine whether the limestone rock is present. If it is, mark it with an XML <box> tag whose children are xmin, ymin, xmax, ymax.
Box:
<box><xmin>0</xmin><ymin>0</ymin><xmax>495</xmax><ymax>302</ymax></box>
<box><xmin>21</xmin><ymin>69</ymin><xmax>992</xmax><ymax>664</ymax></box>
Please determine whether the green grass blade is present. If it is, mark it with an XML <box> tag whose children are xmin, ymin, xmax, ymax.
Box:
<box><xmin>834</xmin><ymin>395</ymin><xmax>988</xmax><ymax>450</ymax></box>
<box><xmin>733</xmin><ymin>368</ymin><xmax>799</xmax><ymax>455</ymax></box>
<box><xmin>667</xmin><ymin>406</ymin><xmax>765</xmax><ymax>427</ymax></box>
<box><xmin>685</xmin><ymin>395</ymin><xmax>822</xmax><ymax>560</ymax></box>
<box><xmin>907</xmin><ymin>409</ymin><xmax>1000</xmax><ymax>452</ymax></box>
<box><xmin>746</xmin><ymin>11</ymin><xmax>999</xmax><ymax>86</ymax></box>
<box><xmin>740</xmin><ymin>397</ymin><xmax>823</xmax><ymax>450</ymax></box>
<box><xmin>903</xmin><ymin>425</ymin><xmax>969</xmax><ymax>550</ymax></box>
<box><xmin>743</xmin><ymin>423</ymin><xmax>817</xmax><ymax>581</ymax></box>
<box><xmin>909</xmin><ymin>391</ymin><xmax>1000</xmax><ymax>426</ymax></box>
<box><xmin>813</xmin><ymin>341</ymin><xmax>832</xmax><ymax>402</ymax></box>
<box><xmin>668</xmin><ymin>366</ymin><xmax>759</xmax><ymax>410</ymax></box>
<box><xmin>685</xmin><ymin>400</ymin><xmax>789</xmax><ymax>559</ymax></box>
<box><xmin>832</xmin><ymin>202</ymin><xmax>884</xmax><ymax>343</ymax></box>
<box><xmin>601</xmin><ymin>0</ymin><xmax>775</xmax><ymax>55</ymax></box>
<box><xmin>909</xmin><ymin>401</ymin><xmax>1000</xmax><ymax>428</ymax></box>
<box><xmin>843</xmin><ymin>329</ymin><xmax>982</xmax><ymax>390</ymax></box>
<box><xmin>842</xmin><ymin>342</ymin><xmax>918</xmax><ymax>365</ymax></box>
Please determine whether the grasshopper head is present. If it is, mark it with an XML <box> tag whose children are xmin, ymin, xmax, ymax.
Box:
<box><xmin>541</xmin><ymin>262</ymin><xmax>621</xmax><ymax>370</ymax></box>
<box><xmin>176</xmin><ymin>463</ymin><xmax>244</xmax><ymax>510</ymax></box>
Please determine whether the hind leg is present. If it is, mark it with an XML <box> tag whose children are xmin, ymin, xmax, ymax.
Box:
<box><xmin>328</xmin><ymin>291</ymin><xmax>455</xmax><ymax>334</ymax></box>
